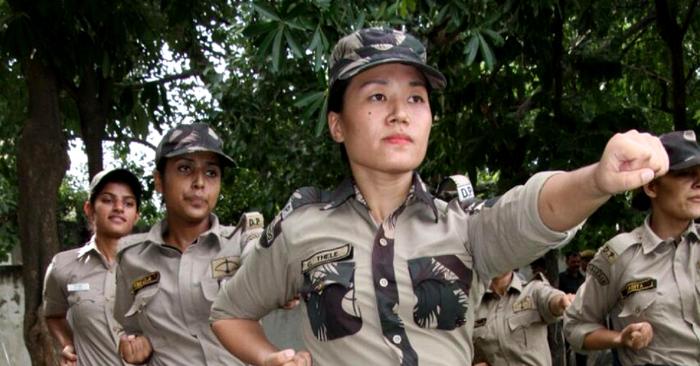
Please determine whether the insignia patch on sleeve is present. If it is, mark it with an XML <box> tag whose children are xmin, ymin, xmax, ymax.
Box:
<box><xmin>301</xmin><ymin>244</ymin><xmax>353</xmax><ymax>273</ymax></box>
<box><xmin>474</xmin><ymin>318</ymin><xmax>487</xmax><ymax>328</ymax></box>
<box><xmin>512</xmin><ymin>296</ymin><xmax>534</xmax><ymax>312</ymax></box>
<box><xmin>131</xmin><ymin>272</ymin><xmax>160</xmax><ymax>294</ymax></box>
<box><xmin>587</xmin><ymin>263</ymin><xmax>609</xmax><ymax>285</ymax></box>
<box><xmin>211</xmin><ymin>256</ymin><xmax>241</xmax><ymax>279</ymax></box>
<box><xmin>620</xmin><ymin>278</ymin><xmax>656</xmax><ymax>299</ymax></box>
<box><xmin>600</xmin><ymin>245</ymin><xmax>617</xmax><ymax>264</ymax></box>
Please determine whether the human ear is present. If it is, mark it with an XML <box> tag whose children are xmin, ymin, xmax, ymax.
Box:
<box><xmin>327</xmin><ymin>112</ymin><xmax>345</xmax><ymax>143</ymax></box>
<box><xmin>643</xmin><ymin>181</ymin><xmax>658</xmax><ymax>199</ymax></box>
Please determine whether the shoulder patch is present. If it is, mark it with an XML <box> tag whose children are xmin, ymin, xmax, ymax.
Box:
<box><xmin>587</xmin><ymin>263</ymin><xmax>609</xmax><ymax>285</ymax></box>
<box><xmin>513</xmin><ymin>296</ymin><xmax>535</xmax><ymax>312</ymax></box>
<box><xmin>601</xmin><ymin>232</ymin><xmax>641</xmax><ymax>264</ymax></box>
<box><xmin>260</xmin><ymin>187</ymin><xmax>325</xmax><ymax>248</ymax></box>
<box><xmin>621</xmin><ymin>278</ymin><xmax>656</xmax><ymax>299</ymax></box>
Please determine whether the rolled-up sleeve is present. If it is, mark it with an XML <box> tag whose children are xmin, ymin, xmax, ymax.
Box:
<box><xmin>42</xmin><ymin>256</ymin><xmax>68</xmax><ymax>316</ymax></box>
<box><xmin>563</xmin><ymin>256</ymin><xmax>617</xmax><ymax>352</ymax></box>
<box><xmin>467</xmin><ymin>171</ymin><xmax>582</xmax><ymax>280</ymax></box>
<box><xmin>211</xmin><ymin>231</ymin><xmax>297</xmax><ymax>323</ymax></box>
<box><xmin>533</xmin><ymin>282</ymin><xmax>565</xmax><ymax>324</ymax></box>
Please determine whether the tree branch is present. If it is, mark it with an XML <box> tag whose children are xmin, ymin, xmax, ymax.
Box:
<box><xmin>622</xmin><ymin>63</ymin><xmax>671</xmax><ymax>84</ymax></box>
<box><xmin>121</xmin><ymin>70</ymin><xmax>200</xmax><ymax>89</ymax></box>
<box><xmin>103</xmin><ymin>136</ymin><xmax>157</xmax><ymax>151</ymax></box>
<box><xmin>681</xmin><ymin>0</ymin><xmax>699</xmax><ymax>34</ymax></box>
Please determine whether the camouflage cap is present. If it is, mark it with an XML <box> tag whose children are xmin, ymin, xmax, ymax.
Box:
<box><xmin>155</xmin><ymin>123</ymin><xmax>234</xmax><ymax>167</ymax></box>
<box><xmin>89</xmin><ymin>168</ymin><xmax>142</xmax><ymax>209</ymax></box>
<box><xmin>329</xmin><ymin>27</ymin><xmax>446</xmax><ymax>91</ymax></box>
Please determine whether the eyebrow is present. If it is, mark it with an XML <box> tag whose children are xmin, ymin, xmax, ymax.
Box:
<box><xmin>174</xmin><ymin>156</ymin><xmax>220</xmax><ymax>166</ymax></box>
<box><xmin>358</xmin><ymin>79</ymin><xmax>427</xmax><ymax>89</ymax></box>
<box><xmin>99</xmin><ymin>192</ymin><xmax>136</xmax><ymax>200</ymax></box>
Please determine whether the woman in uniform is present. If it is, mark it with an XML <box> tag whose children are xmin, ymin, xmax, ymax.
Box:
<box><xmin>43</xmin><ymin>168</ymin><xmax>142</xmax><ymax>366</ymax></box>
<box><xmin>473</xmin><ymin>270</ymin><xmax>574</xmax><ymax>365</ymax></box>
<box><xmin>114</xmin><ymin>123</ymin><xmax>263</xmax><ymax>365</ymax></box>
<box><xmin>210</xmin><ymin>27</ymin><xmax>668</xmax><ymax>366</ymax></box>
<box><xmin>564</xmin><ymin>130</ymin><xmax>700</xmax><ymax>365</ymax></box>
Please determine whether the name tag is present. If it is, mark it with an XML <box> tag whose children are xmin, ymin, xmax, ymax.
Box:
<box><xmin>301</xmin><ymin>244</ymin><xmax>353</xmax><ymax>273</ymax></box>
<box><xmin>67</xmin><ymin>283</ymin><xmax>90</xmax><ymax>292</ymax></box>
<box><xmin>131</xmin><ymin>272</ymin><xmax>160</xmax><ymax>294</ymax></box>
<box><xmin>512</xmin><ymin>296</ymin><xmax>534</xmax><ymax>312</ymax></box>
<box><xmin>621</xmin><ymin>278</ymin><xmax>656</xmax><ymax>299</ymax></box>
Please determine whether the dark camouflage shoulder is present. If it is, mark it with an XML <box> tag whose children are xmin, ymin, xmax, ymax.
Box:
<box><xmin>260</xmin><ymin>187</ymin><xmax>330</xmax><ymax>248</ymax></box>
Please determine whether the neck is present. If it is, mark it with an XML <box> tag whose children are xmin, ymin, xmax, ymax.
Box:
<box><xmin>490</xmin><ymin>272</ymin><xmax>513</xmax><ymax>296</ymax></box>
<box><xmin>94</xmin><ymin>234</ymin><xmax>119</xmax><ymax>263</ymax></box>
<box><xmin>163</xmin><ymin>215</ymin><xmax>212</xmax><ymax>251</ymax></box>
<box><xmin>649</xmin><ymin>211</ymin><xmax>691</xmax><ymax>241</ymax></box>
<box><xmin>351</xmin><ymin>167</ymin><xmax>414</xmax><ymax>223</ymax></box>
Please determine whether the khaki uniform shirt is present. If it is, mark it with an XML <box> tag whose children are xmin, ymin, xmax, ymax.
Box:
<box><xmin>43</xmin><ymin>236</ymin><xmax>128</xmax><ymax>366</ymax></box>
<box><xmin>212</xmin><ymin>172</ymin><xmax>579</xmax><ymax>366</ymax></box>
<box><xmin>564</xmin><ymin>217</ymin><xmax>700</xmax><ymax>365</ymax></box>
<box><xmin>115</xmin><ymin>214</ymin><xmax>261</xmax><ymax>366</ymax></box>
<box><xmin>474</xmin><ymin>273</ymin><xmax>563</xmax><ymax>366</ymax></box>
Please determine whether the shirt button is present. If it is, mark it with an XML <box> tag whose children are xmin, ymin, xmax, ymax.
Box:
<box><xmin>379</xmin><ymin>238</ymin><xmax>388</xmax><ymax>247</ymax></box>
<box><xmin>379</xmin><ymin>278</ymin><xmax>388</xmax><ymax>287</ymax></box>
<box><xmin>392</xmin><ymin>335</ymin><xmax>402</xmax><ymax>344</ymax></box>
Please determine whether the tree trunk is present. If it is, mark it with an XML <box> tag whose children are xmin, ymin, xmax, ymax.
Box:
<box><xmin>18</xmin><ymin>57</ymin><xmax>69</xmax><ymax>366</ymax></box>
<box><xmin>77</xmin><ymin>68</ymin><xmax>109</xmax><ymax>179</ymax></box>
<box><xmin>655</xmin><ymin>0</ymin><xmax>689</xmax><ymax>130</ymax></box>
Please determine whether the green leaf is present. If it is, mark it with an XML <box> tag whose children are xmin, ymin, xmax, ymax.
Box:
<box><xmin>294</xmin><ymin>91</ymin><xmax>325</xmax><ymax>108</ymax></box>
<box><xmin>284</xmin><ymin>29</ymin><xmax>304</xmax><ymax>58</ymax></box>
<box><xmin>478</xmin><ymin>33</ymin><xmax>495</xmax><ymax>70</ymax></box>
<box><xmin>314</xmin><ymin>97</ymin><xmax>329</xmax><ymax>137</ymax></box>
<box><xmin>465</xmin><ymin>35</ymin><xmax>479</xmax><ymax>65</ymax></box>
<box><xmin>252</xmin><ymin>3</ymin><xmax>281</xmax><ymax>21</ymax></box>
<box><xmin>483</xmin><ymin>29</ymin><xmax>504</xmax><ymax>46</ymax></box>
<box><xmin>271</xmin><ymin>25</ymin><xmax>285</xmax><ymax>72</ymax></box>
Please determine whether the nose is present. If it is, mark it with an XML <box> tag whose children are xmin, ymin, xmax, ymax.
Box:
<box><xmin>387</xmin><ymin>99</ymin><xmax>410</xmax><ymax>125</ymax></box>
<box><xmin>113</xmin><ymin>199</ymin><xmax>124</xmax><ymax>212</ymax></box>
<box><xmin>192</xmin><ymin>170</ymin><xmax>205</xmax><ymax>189</ymax></box>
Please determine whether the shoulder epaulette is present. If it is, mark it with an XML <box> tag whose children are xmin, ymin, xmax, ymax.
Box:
<box><xmin>528</xmin><ymin>271</ymin><xmax>551</xmax><ymax>285</ymax></box>
<box><xmin>600</xmin><ymin>232</ymin><xmax>641</xmax><ymax>264</ymax></box>
<box><xmin>435</xmin><ymin>174</ymin><xmax>475</xmax><ymax>203</ymax></box>
<box><xmin>260</xmin><ymin>187</ymin><xmax>327</xmax><ymax>248</ymax></box>
<box><xmin>117</xmin><ymin>232</ymin><xmax>149</xmax><ymax>255</ymax></box>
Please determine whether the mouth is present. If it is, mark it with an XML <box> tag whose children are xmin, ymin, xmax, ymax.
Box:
<box><xmin>108</xmin><ymin>215</ymin><xmax>126</xmax><ymax>223</ymax></box>
<box><xmin>185</xmin><ymin>196</ymin><xmax>207</xmax><ymax>207</ymax></box>
<box><xmin>383</xmin><ymin>133</ymin><xmax>413</xmax><ymax>145</ymax></box>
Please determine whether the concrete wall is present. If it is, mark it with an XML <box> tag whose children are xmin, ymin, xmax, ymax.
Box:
<box><xmin>0</xmin><ymin>265</ymin><xmax>31</xmax><ymax>366</ymax></box>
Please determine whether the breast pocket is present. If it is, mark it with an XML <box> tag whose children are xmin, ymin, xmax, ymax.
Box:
<box><xmin>66</xmin><ymin>291</ymin><xmax>100</xmax><ymax>329</ymax></box>
<box><xmin>123</xmin><ymin>285</ymin><xmax>166</xmax><ymax>347</ymax></box>
<box><xmin>618</xmin><ymin>290</ymin><xmax>657</xmax><ymax>322</ymax></box>
<box><xmin>408</xmin><ymin>255</ymin><xmax>473</xmax><ymax>330</ymax></box>
<box><xmin>300</xmin><ymin>261</ymin><xmax>362</xmax><ymax>342</ymax></box>
<box><xmin>507</xmin><ymin>309</ymin><xmax>541</xmax><ymax>347</ymax></box>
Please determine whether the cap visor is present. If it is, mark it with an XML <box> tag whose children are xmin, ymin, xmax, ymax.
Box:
<box><xmin>339</xmin><ymin>58</ymin><xmax>447</xmax><ymax>90</ymax></box>
<box><xmin>669</xmin><ymin>155</ymin><xmax>700</xmax><ymax>171</ymax></box>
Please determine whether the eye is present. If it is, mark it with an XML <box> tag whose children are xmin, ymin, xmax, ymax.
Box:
<box><xmin>206</xmin><ymin>167</ymin><xmax>221</xmax><ymax>178</ymax></box>
<box><xmin>408</xmin><ymin>95</ymin><xmax>425</xmax><ymax>103</ymax></box>
<box><xmin>124</xmin><ymin>200</ymin><xmax>136</xmax><ymax>208</ymax></box>
<box><xmin>99</xmin><ymin>196</ymin><xmax>113</xmax><ymax>204</ymax></box>
<box><xmin>369</xmin><ymin>93</ymin><xmax>386</xmax><ymax>102</ymax></box>
<box><xmin>177</xmin><ymin>164</ymin><xmax>192</xmax><ymax>174</ymax></box>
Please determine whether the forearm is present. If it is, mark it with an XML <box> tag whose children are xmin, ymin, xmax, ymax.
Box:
<box><xmin>538</xmin><ymin>164</ymin><xmax>609</xmax><ymax>232</ymax></box>
<box><xmin>548</xmin><ymin>295</ymin><xmax>565</xmax><ymax>317</ymax></box>
<box><xmin>582</xmin><ymin>328</ymin><xmax>622</xmax><ymax>350</ymax></box>
<box><xmin>212</xmin><ymin>318</ymin><xmax>278</xmax><ymax>365</ymax></box>
<box><xmin>46</xmin><ymin>316</ymin><xmax>73</xmax><ymax>348</ymax></box>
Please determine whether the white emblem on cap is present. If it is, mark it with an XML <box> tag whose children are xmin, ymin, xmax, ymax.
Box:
<box><xmin>683</xmin><ymin>130</ymin><xmax>696</xmax><ymax>141</ymax></box>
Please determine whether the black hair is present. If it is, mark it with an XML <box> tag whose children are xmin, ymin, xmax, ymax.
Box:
<box><xmin>327</xmin><ymin>79</ymin><xmax>351</xmax><ymax>166</ymax></box>
<box><xmin>90</xmin><ymin>175</ymin><xmax>142</xmax><ymax>210</ymax></box>
<box><xmin>564</xmin><ymin>251</ymin><xmax>581</xmax><ymax>259</ymax></box>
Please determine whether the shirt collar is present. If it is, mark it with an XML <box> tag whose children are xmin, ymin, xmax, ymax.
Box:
<box><xmin>484</xmin><ymin>272</ymin><xmax>523</xmax><ymax>297</ymax></box>
<box><xmin>147</xmin><ymin>213</ymin><xmax>223</xmax><ymax>248</ymax></box>
<box><xmin>76</xmin><ymin>235</ymin><xmax>98</xmax><ymax>259</ymax></box>
<box><xmin>640</xmin><ymin>215</ymin><xmax>700</xmax><ymax>254</ymax></box>
<box><xmin>322</xmin><ymin>172</ymin><xmax>438</xmax><ymax>221</ymax></box>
